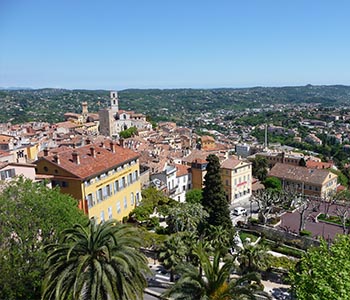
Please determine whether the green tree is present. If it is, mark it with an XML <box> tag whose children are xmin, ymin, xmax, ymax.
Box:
<box><xmin>290</xmin><ymin>235</ymin><xmax>350</xmax><ymax>300</ymax></box>
<box><xmin>119</xmin><ymin>126</ymin><xmax>138</xmax><ymax>139</ymax></box>
<box><xmin>163</xmin><ymin>246</ymin><xmax>269</xmax><ymax>299</ymax></box>
<box><xmin>0</xmin><ymin>178</ymin><xmax>87</xmax><ymax>300</ymax></box>
<box><xmin>167</xmin><ymin>202</ymin><xmax>208</xmax><ymax>233</ymax></box>
<box><xmin>238</xmin><ymin>243</ymin><xmax>269</xmax><ymax>275</ymax></box>
<box><xmin>205</xmin><ymin>225</ymin><xmax>235</xmax><ymax>255</ymax></box>
<box><xmin>252</xmin><ymin>156</ymin><xmax>268</xmax><ymax>182</ymax></box>
<box><xmin>158</xmin><ymin>234</ymin><xmax>187</xmax><ymax>282</ymax></box>
<box><xmin>42</xmin><ymin>219</ymin><xmax>149</xmax><ymax>300</ymax></box>
<box><xmin>263</xmin><ymin>177</ymin><xmax>282</xmax><ymax>191</ymax></box>
<box><xmin>185</xmin><ymin>188</ymin><xmax>203</xmax><ymax>204</ymax></box>
<box><xmin>201</xmin><ymin>154</ymin><xmax>233</xmax><ymax>230</ymax></box>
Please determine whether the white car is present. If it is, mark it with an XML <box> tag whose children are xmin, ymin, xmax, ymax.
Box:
<box><xmin>232</xmin><ymin>207</ymin><xmax>247</xmax><ymax>216</ymax></box>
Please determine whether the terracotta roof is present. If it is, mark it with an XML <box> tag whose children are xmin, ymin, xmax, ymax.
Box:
<box><xmin>38</xmin><ymin>143</ymin><xmax>139</xmax><ymax>179</ymax></box>
<box><xmin>268</xmin><ymin>163</ymin><xmax>336</xmax><ymax>185</ymax></box>
<box><xmin>0</xmin><ymin>134</ymin><xmax>16</xmax><ymax>143</ymax></box>
<box><xmin>182</xmin><ymin>150</ymin><xmax>210</xmax><ymax>164</ymax></box>
<box><xmin>306</xmin><ymin>160</ymin><xmax>334</xmax><ymax>170</ymax></box>
<box><xmin>55</xmin><ymin>121</ymin><xmax>80</xmax><ymax>129</ymax></box>
<box><xmin>175</xmin><ymin>164</ymin><xmax>190</xmax><ymax>177</ymax></box>
<box><xmin>201</xmin><ymin>135</ymin><xmax>215</xmax><ymax>142</ymax></box>
<box><xmin>221</xmin><ymin>158</ymin><xmax>242</xmax><ymax>169</ymax></box>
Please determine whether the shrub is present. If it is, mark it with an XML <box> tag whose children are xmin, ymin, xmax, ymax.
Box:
<box><xmin>268</xmin><ymin>216</ymin><xmax>281</xmax><ymax>225</ymax></box>
<box><xmin>300</xmin><ymin>229</ymin><xmax>312</xmax><ymax>237</ymax></box>
<box><xmin>249</xmin><ymin>217</ymin><xmax>260</xmax><ymax>224</ymax></box>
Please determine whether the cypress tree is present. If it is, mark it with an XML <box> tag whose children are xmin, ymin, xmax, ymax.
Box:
<box><xmin>201</xmin><ymin>154</ymin><xmax>233</xmax><ymax>230</ymax></box>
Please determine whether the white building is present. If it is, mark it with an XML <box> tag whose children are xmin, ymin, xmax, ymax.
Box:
<box><xmin>99</xmin><ymin>91</ymin><xmax>152</xmax><ymax>138</ymax></box>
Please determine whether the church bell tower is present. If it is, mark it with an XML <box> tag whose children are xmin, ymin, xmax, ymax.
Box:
<box><xmin>110</xmin><ymin>91</ymin><xmax>119</xmax><ymax>113</ymax></box>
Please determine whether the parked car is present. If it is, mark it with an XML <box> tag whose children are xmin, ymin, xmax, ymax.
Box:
<box><xmin>232</xmin><ymin>207</ymin><xmax>247</xmax><ymax>216</ymax></box>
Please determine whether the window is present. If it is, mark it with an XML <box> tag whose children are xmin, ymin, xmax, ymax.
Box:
<box><xmin>116</xmin><ymin>201</ymin><xmax>121</xmax><ymax>213</ymax></box>
<box><xmin>108</xmin><ymin>207</ymin><xmax>113</xmax><ymax>219</ymax></box>
<box><xmin>122</xmin><ymin>177</ymin><xmax>126</xmax><ymax>187</ymax></box>
<box><xmin>102</xmin><ymin>186</ymin><xmax>108</xmax><ymax>199</ymax></box>
<box><xmin>61</xmin><ymin>181</ymin><xmax>69</xmax><ymax>188</ymax></box>
<box><xmin>87</xmin><ymin>193</ymin><xmax>94</xmax><ymax>208</ymax></box>
<box><xmin>130</xmin><ymin>193</ymin><xmax>134</xmax><ymax>206</ymax></box>
<box><xmin>114</xmin><ymin>180</ymin><xmax>119</xmax><ymax>193</ymax></box>
<box><xmin>100</xmin><ymin>211</ymin><xmax>105</xmax><ymax>223</ymax></box>
<box><xmin>96</xmin><ymin>188</ymin><xmax>103</xmax><ymax>203</ymax></box>
<box><xmin>106</xmin><ymin>184</ymin><xmax>112</xmax><ymax>197</ymax></box>
<box><xmin>124</xmin><ymin>196</ymin><xmax>127</xmax><ymax>208</ymax></box>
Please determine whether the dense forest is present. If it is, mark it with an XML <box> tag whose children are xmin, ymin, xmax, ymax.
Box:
<box><xmin>1</xmin><ymin>85</ymin><xmax>350</xmax><ymax>124</ymax></box>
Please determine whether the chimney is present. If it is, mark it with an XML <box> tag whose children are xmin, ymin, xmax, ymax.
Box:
<box><xmin>53</xmin><ymin>152</ymin><xmax>60</xmax><ymax>164</ymax></box>
<box><xmin>119</xmin><ymin>138</ymin><xmax>124</xmax><ymax>148</ymax></box>
<box><xmin>110</xmin><ymin>142</ymin><xmax>116</xmax><ymax>153</ymax></box>
<box><xmin>90</xmin><ymin>146</ymin><xmax>96</xmax><ymax>158</ymax></box>
<box><xmin>72</xmin><ymin>151</ymin><xmax>80</xmax><ymax>165</ymax></box>
<box><xmin>43</xmin><ymin>148</ymin><xmax>49</xmax><ymax>157</ymax></box>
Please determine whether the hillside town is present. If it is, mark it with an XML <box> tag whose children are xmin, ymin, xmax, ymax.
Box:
<box><xmin>2</xmin><ymin>91</ymin><xmax>350</xmax><ymax>300</ymax></box>
<box><xmin>0</xmin><ymin>91</ymin><xmax>345</xmax><ymax>223</ymax></box>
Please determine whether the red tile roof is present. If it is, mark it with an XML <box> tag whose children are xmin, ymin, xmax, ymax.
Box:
<box><xmin>175</xmin><ymin>164</ymin><xmax>191</xmax><ymax>177</ymax></box>
<box><xmin>268</xmin><ymin>163</ymin><xmax>335</xmax><ymax>185</ymax></box>
<box><xmin>38</xmin><ymin>143</ymin><xmax>139</xmax><ymax>179</ymax></box>
<box><xmin>221</xmin><ymin>157</ymin><xmax>242</xmax><ymax>169</ymax></box>
<box><xmin>306</xmin><ymin>160</ymin><xmax>334</xmax><ymax>170</ymax></box>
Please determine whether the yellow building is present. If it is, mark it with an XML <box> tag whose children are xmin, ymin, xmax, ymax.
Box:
<box><xmin>36</xmin><ymin>142</ymin><xmax>141</xmax><ymax>223</ymax></box>
<box><xmin>221</xmin><ymin>157</ymin><xmax>252</xmax><ymax>203</ymax></box>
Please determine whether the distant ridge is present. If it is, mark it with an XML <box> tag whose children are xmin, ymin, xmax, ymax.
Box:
<box><xmin>0</xmin><ymin>87</ymin><xmax>33</xmax><ymax>90</ymax></box>
<box><xmin>1</xmin><ymin>85</ymin><xmax>350</xmax><ymax>124</ymax></box>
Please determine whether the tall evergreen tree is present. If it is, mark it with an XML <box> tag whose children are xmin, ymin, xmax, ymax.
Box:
<box><xmin>201</xmin><ymin>154</ymin><xmax>233</xmax><ymax>230</ymax></box>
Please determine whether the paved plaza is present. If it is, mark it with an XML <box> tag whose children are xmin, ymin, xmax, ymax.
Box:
<box><xmin>279</xmin><ymin>201</ymin><xmax>348</xmax><ymax>240</ymax></box>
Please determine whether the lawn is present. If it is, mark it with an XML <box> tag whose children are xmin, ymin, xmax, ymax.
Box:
<box><xmin>239</xmin><ymin>231</ymin><xmax>259</xmax><ymax>243</ymax></box>
<box><xmin>317</xmin><ymin>213</ymin><xmax>350</xmax><ymax>226</ymax></box>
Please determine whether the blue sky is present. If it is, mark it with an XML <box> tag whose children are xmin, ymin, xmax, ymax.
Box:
<box><xmin>1</xmin><ymin>0</ymin><xmax>350</xmax><ymax>89</ymax></box>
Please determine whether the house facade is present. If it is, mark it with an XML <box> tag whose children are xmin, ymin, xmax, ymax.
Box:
<box><xmin>221</xmin><ymin>157</ymin><xmax>252</xmax><ymax>203</ymax></box>
<box><xmin>268</xmin><ymin>163</ymin><xmax>338</xmax><ymax>198</ymax></box>
<box><xmin>36</xmin><ymin>142</ymin><xmax>142</xmax><ymax>223</ymax></box>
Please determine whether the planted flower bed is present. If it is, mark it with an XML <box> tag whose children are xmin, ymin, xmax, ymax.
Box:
<box><xmin>317</xmin><ymin>213</ymin><xmax>350</xmax><ymax>227</ymax></box>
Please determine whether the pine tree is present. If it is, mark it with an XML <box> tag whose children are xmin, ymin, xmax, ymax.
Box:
<box><xmin>201</xmin><ymin>154</ymin><xmax>233</xmax><ymax>230</ymax></box>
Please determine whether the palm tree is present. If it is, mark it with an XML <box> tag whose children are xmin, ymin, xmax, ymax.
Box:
<box><xmin>158</xmin><ymin>233</ymin><xmax>187</xmax><ymax>282</ymax></box>
<box><xmin>238</xmin><ymin>243</ymin><xmax>269</xmax><ymax>275</ymax></box>
<box><xmin>41</xmin><ymin>219</ymin><xmax>149</xmax><ymax>300</ymax></box>
<box><xmin>163</xmin><ymin>246</ymin><xmax>270</xmax><ymax>300</ymax></box>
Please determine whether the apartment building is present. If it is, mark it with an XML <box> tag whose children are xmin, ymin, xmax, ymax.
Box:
<box><xmin>36</xmin><ymin>142</ymin><xmax>141</xmax><ymax>223</ymax></box>
<box><xmin>221</xmin><ymin>157</ymin><xmax>252</xmax><ymax>203</ymax></box>
<box><xmin>268</xmin><ymin>163</ymin><xmax>338</xmax><ymax>198</ymax></box>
